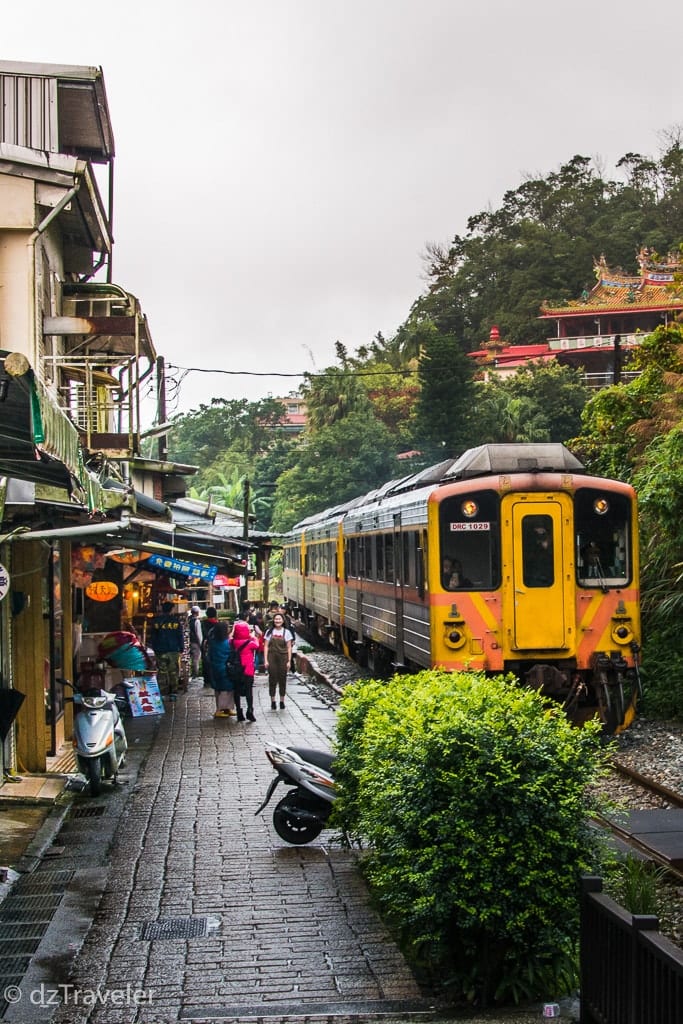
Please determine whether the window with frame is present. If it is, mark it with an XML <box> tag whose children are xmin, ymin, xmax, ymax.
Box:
<box><xmin>439</xmin><ymin>490</ymin><xmax>500</xmax><ymax>590</ymax></box>
<box><xmin>575</xmin><ymin>488</ymin><xmax>631</xmax><ymax>587</ymax></box>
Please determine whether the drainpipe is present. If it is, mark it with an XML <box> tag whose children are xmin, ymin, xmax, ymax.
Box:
<box><xmin>27</xmin><ymin>183</ymin><xmax>81</xmax><ymax>368</ymax></box>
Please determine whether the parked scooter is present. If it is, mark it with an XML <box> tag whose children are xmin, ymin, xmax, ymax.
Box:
<box><xmin>255</xmin><ymin>744</ymin><xmax>336</xmax><ymax>845</ymax></box>
<box><xmin>61</xmin><ymin>678</ymin><xmax>129</xmax><ymax>796</ymax></box>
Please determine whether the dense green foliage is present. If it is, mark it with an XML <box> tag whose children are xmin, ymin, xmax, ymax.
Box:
<box><xmin>332</xmin><ymin>671</ymin><xmax>606</xmax><ymax>1006</ymax></box>
<box><xmin>414</xmin><ymin>325</ymin><xmax>478</xmax><ymax>459</ymax></box>
<box><xmin>270</xmin><ymin>410</ymin><xmax>398</xmax><ymax>532</ymax></box>
<box><xmin>411</xmin><ymin>143</ymin><xmax>682</xmax><ymax>352</ymax></box>
<box><xmin>478</xmin><ymin>362</ymin><xmax>588</xmax><ymax>444</ymax></box>
<box><xmin>570</xmin><ymin>322</ymin><xmax>683</xmax><ymax>714</ymax></box>
<box><xmin>166</xmin><ymin>396</ymin><xmax>288</xmax><ymax>467</ymax></box>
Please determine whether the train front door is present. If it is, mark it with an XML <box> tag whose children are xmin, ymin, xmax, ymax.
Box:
<box><xmin>507</xmin><ymin>498</ymin><xmax>572</xmax><ymax>651</ymax></box>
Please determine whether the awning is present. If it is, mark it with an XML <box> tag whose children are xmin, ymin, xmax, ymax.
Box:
<box><xmin>6</xmin><ymin>513</ymin><xmax>252</xmax><ymax>574</ymax></box>
<box><xmin>0</xmin><ymin>350</ymin><xmax>107</xmax><ymax>510</ymax></box>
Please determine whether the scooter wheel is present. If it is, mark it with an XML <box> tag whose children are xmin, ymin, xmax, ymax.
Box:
<box><xmin>85</xmin><ymin>757</ymin><xmax>102</xmax><ymax>797</ymax></box>
<box><xmin>273</xmin><ymin>795</ymin><xmax>324</xmax><ymax>845</ymax></box>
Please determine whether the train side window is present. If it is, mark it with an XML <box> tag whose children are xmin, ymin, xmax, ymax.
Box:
<box><xmin>348</xmin><ymin>538</ymin><xmax>358</xmax><ymax>578</ymax></box>
<box><xmin>376</xmin><ymin>535</ymin><xmax>385</xmax><ymax>582</ymax></box>
<box><xmin>522</xmin><ymin>514</ymin><xmax>554</xmax><ymax>588</ymax></box>
<box><xmin>385</xmin><ymin>534</ymin><xmax>394</xmax><ymax>583</ymax></box>
<box><xmin>575</xmin><ymin>489</ymin><xmax>631</xmax><ymax>587</ymax></box>
<box><xmin>360</xmin><ymin>536</ymin><xmax>370</xmax><ymax>579</ymax></box>
<box><xmin>402</xmin><ymin>532</ymin><xmax>416</xmax><ymax>588</ymax></box>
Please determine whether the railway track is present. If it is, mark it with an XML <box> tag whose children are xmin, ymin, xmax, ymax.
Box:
<box><xmin>593</xmin><ymin>760</ymin><xmax>683</xmax><ymax>886</ymax></box>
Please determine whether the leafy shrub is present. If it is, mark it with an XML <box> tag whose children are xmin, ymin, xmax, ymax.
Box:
<box><xmin>332</xmin><ymin>670</ymin><xmax>607</xmax><ymax>1007</ymax></box>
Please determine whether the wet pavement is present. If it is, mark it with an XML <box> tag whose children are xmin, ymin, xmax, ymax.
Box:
<box><xmin>0</xmin><ymin>675</ymin><xmax>434</xmax><ymax>1024</ymax></box>
<box><xmin>0</xmin><ymin>672</ymin><xmax>557</xmax><ymax>1024</ymax></box>
<box><xmin>0</xmin><ymin>806</ymin><xmax>51</xmax><ymax>868</ymax></box>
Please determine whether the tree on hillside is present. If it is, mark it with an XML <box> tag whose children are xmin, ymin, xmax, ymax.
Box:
<box><xmin>571</xmin><ymin>323</ymin><xmax>683</xmax><ymax>479</ymax></box>
<box><xmin>414</xmin><ymin>325</ymin><xmax>478</xmax><ymax>459</ymax></box>
<box><xmin>476</xmin><ymin>392</ymin><xmax>550</xmax><ymax>444</ymax></box>
<box><xmin>166</xmin><ymin>397</ymin><xmax>287</xmax><ymax>466</ymax></box>
<box><xmin>270</xmin><ymin>411</ymin><xmax>398</xmax><ymax>532</ymax></box>
<box><xmin>363</xmin><ymin>364</ymin><xmax>419</xmax><ymax>448</ymax></box>
<box><xmin>405</xmin><ymin>142</ymin><xmax>682</xmax><ymax>354</ymax></box>
<box><xmin>301</xmin><ymin>362</ymin><xmax>370</xmax><ymax>430</ymax></box>
<box><xmin>251</xmin><ymin>435</ymin><xmax>296</xmax><ymax>531</ymax></box>
<box><xmin>477</xmin><ymin>361</ymin><xmax>588</xmax><ymax>445</ymax></box>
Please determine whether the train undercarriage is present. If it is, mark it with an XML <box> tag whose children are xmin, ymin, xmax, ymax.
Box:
<box><xmin>292</xmin><ymin>606</ymin><xmax>641</xmax><ymax>734</ymax></box>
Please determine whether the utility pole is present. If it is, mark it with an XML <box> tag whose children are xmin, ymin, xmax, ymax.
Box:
<box><xmin>241</xmin><ymin>478</ymin><xmax>250</xmax><ymax>611</ymax></box>
<box><xmin>156</xmin><ymin>355</ymin><xmax>168</xmax><ymax>461</ymax></box>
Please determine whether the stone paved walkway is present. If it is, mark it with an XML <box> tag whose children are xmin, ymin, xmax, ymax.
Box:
<box><xmin>46</xmin><ymin>673</ymin><xmax>427</xmax><ymax>1024</ymax></box>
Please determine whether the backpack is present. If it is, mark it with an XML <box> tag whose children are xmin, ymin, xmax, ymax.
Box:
<box><xmin>225</xmin><ymin>640</ymin><xmax>249</xmax><ymax>689</ymax></box>
<box><xmin>203</xmin><ymin>621</ymin><xmax>218</xmax><ymax>648</ymax></box>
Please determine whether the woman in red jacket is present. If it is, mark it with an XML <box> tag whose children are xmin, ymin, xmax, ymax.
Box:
<box><xmin>230</xmin><ymin>619</ymin><xmax>260</xmax><ymax>722</ymax></box>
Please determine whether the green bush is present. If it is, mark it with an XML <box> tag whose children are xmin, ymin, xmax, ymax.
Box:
<box><xmin>332</xmin><ymin>670</ymin><xmax>607</xmax><ymax>1007</ymax></box>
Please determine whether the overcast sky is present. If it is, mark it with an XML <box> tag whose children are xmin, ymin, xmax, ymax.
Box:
<box><xmin>5</xmin><ymin>1</ymin><xmax>683</xmax><ymax>420</ymax></box>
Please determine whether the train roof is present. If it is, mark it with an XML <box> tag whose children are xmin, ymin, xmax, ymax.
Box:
<box><xmin>291</xmin><ymin>444</ymin><xmax>587</xmax><ymax>531</ymax></box>
<box><xmin>443</xmin><ymin>443</ymin><xmax>585</xmax><ymax>480</ymax></box>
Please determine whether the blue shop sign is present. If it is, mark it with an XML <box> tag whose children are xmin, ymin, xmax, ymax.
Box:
<box><xmin>147</xmin><ymin>554</ymin><xmax>218</xmax><ymax>581</ymax></box>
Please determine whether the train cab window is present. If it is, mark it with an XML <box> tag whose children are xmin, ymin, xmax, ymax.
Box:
<box><xmin>522</xmin><ymin>515</ymin><xmax>554</xmax><ymax>588</ymax></box>
<box><xmin>575</xmin><ymin>489</ymin><xmax>631</xmax><ymax>587</ymax></box>
<box><xmin>439</xmin><ymin>490</ymin><xmax>500</xmax><ymax>590</ymax></box>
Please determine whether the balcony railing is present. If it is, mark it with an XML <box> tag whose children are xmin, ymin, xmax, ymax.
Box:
<box><xmin>42</xmin><ymin>283</ymin><xmax>156</xmax><ymax>457</ymax></box>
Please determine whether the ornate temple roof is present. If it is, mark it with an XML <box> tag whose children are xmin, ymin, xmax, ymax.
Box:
<box><xmin>540</xmin><ymin>248</ymin><xmax>683</xmax><ymax>317</ymax></box>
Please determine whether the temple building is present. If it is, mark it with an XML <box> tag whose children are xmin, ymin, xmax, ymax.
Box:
<box><xmin>470</xmin><ymin>248</ymin><xmax>683</xmax><ymax>389</ymax></box>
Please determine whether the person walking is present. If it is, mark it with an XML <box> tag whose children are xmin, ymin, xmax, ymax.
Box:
<box><xmin>229</xmin><ymin>619</ymin><xmax>259</xmax><ymax>722</ymax></box>
<box><xmin>243</xmin><ymin>606</ymin><xmax>265</xmax><ymax>674</ymax></box>
<box><xmin>149</xmin><ymin>600</ymin><xmax>185</xmax><ymax>699</ymax></box>
<box><xmin>201</xmin><ymin>606</ymin><xmax>219</xmax><ymax>688</ymax></box>
<box><xmin>264</xmin><ymin>611</ymin><xmax>295</xmax><ymax>710</ymax></box>
<box><xmin>188</xmin><ymin>606</ymin><xmax>204</xmax><ymax>679</ymax></box>
<box><xmin>208</xmin><ymin>619</ymin><xmax>236</xmax><ymax>718</ymax></box>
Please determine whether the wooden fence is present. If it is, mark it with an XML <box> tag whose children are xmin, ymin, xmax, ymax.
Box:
<box><xmin>580</xmin><ymin>876</ymin><xmax>683</xmax><ymax>1023</ymax></box>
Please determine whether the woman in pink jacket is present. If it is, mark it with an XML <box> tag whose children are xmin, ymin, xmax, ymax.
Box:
<box><xmin>230</xmin><ymin>619</ymin><xmax>260</xmax><ymax>722</ymax></box>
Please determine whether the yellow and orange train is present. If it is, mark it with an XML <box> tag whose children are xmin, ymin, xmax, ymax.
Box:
<box><xmin>282</xmin><ymin>443</ymin><xmax>641</xmax><ymax>733</ymax></box>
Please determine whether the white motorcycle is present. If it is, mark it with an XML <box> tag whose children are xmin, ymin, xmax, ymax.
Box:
<box><xmin>255</xmin><ymin>743</ymin><xmax>336</xmax><ymax>844</ymax></box>
<box><xmin>62</xmin><ymin>678</ymin><xmax>130</xmax><ymax>796</ymax></box>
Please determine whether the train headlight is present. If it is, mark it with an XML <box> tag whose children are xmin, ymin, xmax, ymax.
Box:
<box><xmin>444</xmin><ymin>626</ymin><xmax>467</xmax><ymax>650</ymax></box>
<box><xmin>593</xmin><ymin>497</ymin><xmax>610</xmax><ymax>515</ymax></box>
<box><xmin>611</xmin><ymin>622</ymin><xmax>634</xmax><ymax>645</ymax></box>
<box><xmin>461</xmin><ymin>499</ymin><xmax>478</xmax><ymax>518</ymax></box>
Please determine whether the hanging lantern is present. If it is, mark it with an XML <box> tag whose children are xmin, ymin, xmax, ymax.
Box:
<box><xmin>85</xmin><ymin>580</ymin><xmax>119</xmax><ymax>602</ymax></box>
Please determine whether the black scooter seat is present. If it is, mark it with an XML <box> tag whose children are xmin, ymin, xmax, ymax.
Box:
<box><xmin>290</xmin><ymin>747</ymin><xmax>335</xmax><ymax>773</ymax></box>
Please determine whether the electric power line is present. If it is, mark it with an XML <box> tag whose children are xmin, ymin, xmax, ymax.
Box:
<box><xmin>167</xmin><ymin>365</ymin><xmax>418</xmax><ymax>379</ymax></box>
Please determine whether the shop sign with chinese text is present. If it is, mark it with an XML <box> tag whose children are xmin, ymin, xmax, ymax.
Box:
<box><xmin>148</xmin><ymin>554</ymin><xmax>218</xmax><ymax>581</ymax></box>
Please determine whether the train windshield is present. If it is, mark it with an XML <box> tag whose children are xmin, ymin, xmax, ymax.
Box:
<box><xmin>439</xmin><ymin>490</ymin><xmax>500</xmax><ymax>590</ymax></box>
<box><xmin>575</xmin><ymin>489</ymin><xmax>632</xmax><ymax>587</ymax></box>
